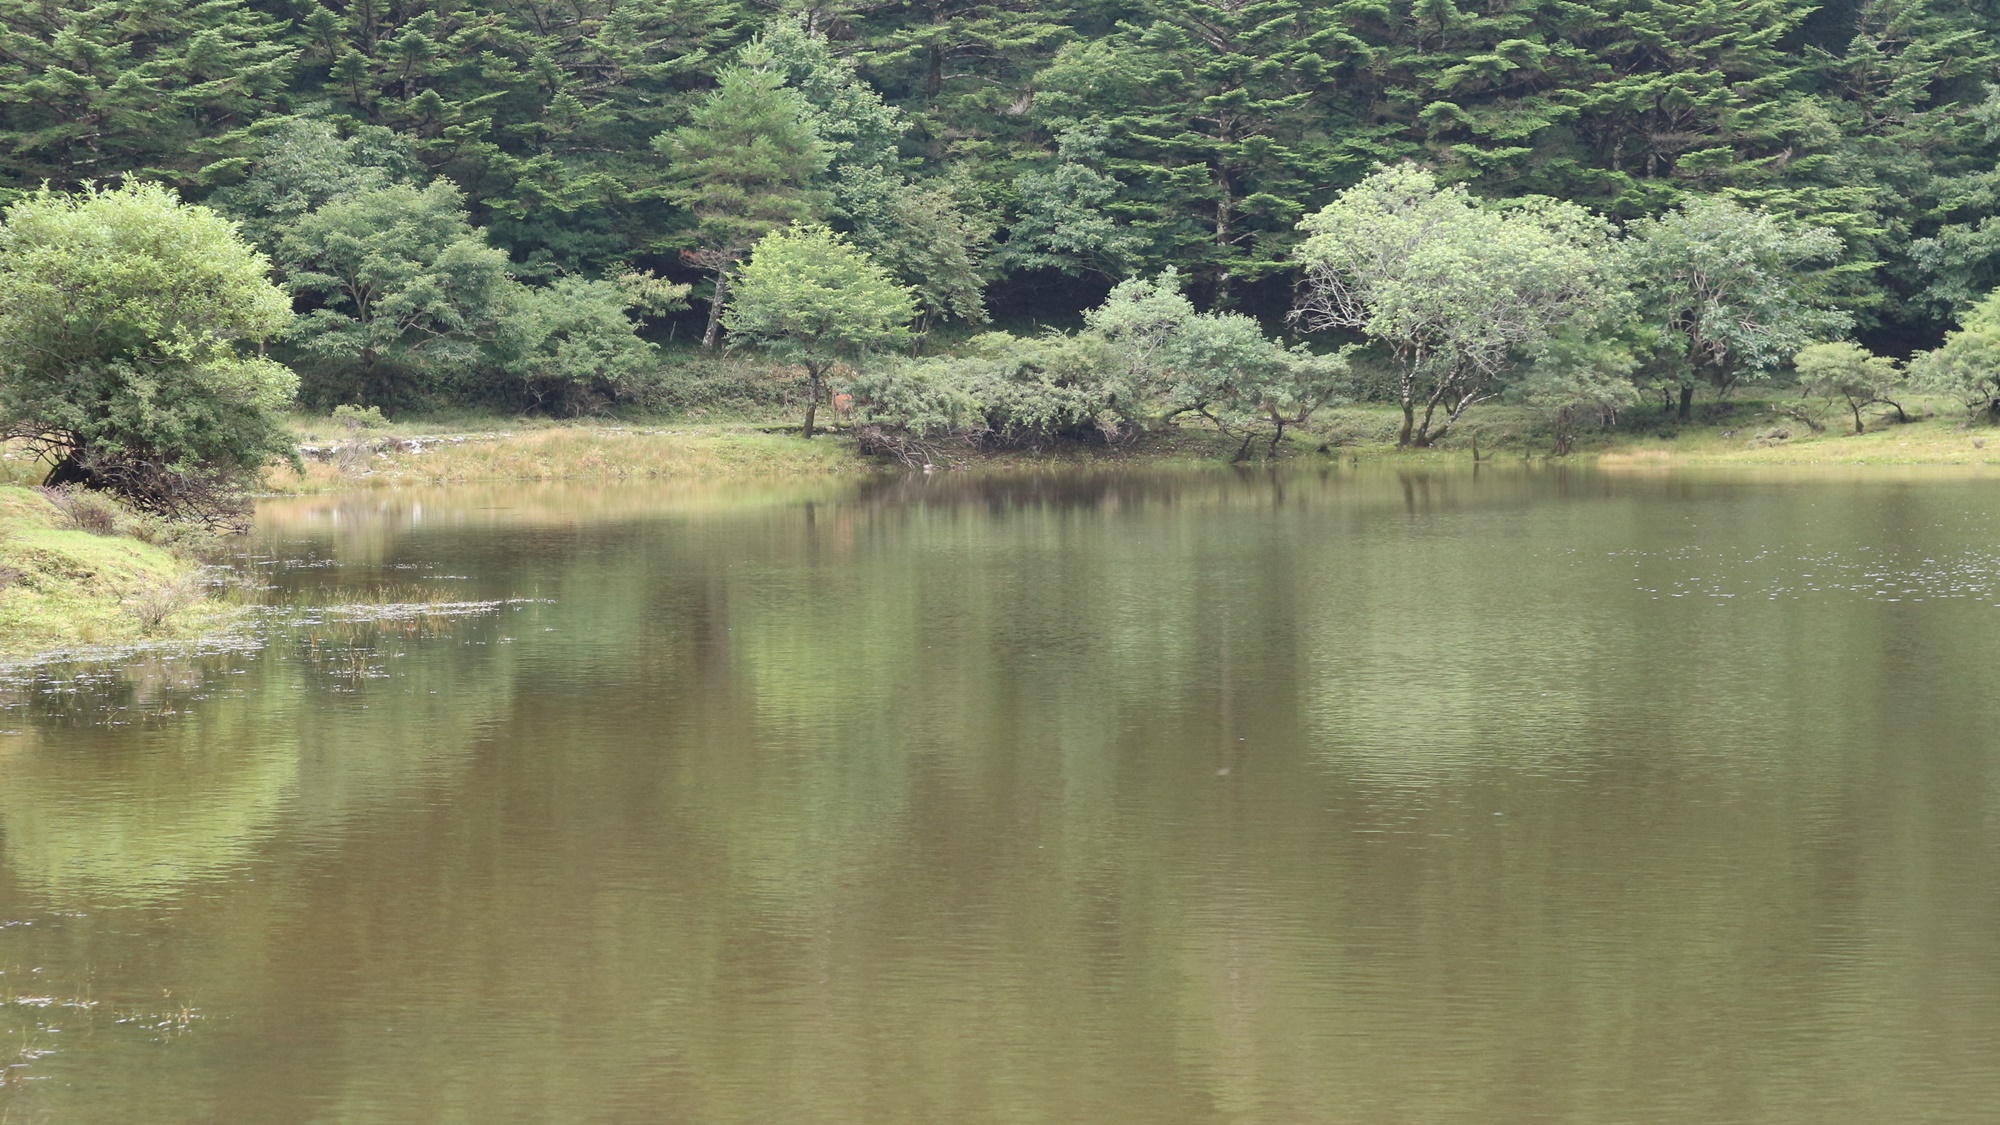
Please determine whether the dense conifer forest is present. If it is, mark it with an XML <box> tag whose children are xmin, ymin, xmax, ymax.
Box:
<box><xmin>5</xmin><ymin>0</ymin><xmax>2000</xmax><ymax>443</ymax></box>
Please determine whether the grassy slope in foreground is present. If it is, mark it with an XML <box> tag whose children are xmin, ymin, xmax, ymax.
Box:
<box><xmin>0</xmin><ymin>487</ymin><xmax>230</xmax><ymax>660</ymax></box>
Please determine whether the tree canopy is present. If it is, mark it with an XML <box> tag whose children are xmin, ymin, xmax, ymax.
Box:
<box><xmin>1294</xmin><ymin>165</ymin><xmax>1615</xmax><ymax>446</ymax></box>
<box><xmin>722</xmin><ymin>225</ymin><xmax>916</xmax><ymax>437</ymax></box>
<box><xmin>0</xmin><ymin>2</ymin><xmax>1989</xmax><ymax>347</ymax></box>
<box><xmin>1622</xmin><ymin>197</ymin><xmax>1853</xmax><ymax>419</ymax></box>
<box><xmin>0</xmin><ymin>182</ymin><xmax>296</xmax><ymax>524</ymax></box>
<box><xmin>4</xmin><ymin>2</ymin><xmax>2000</xmax><ymax>440</ymax></box>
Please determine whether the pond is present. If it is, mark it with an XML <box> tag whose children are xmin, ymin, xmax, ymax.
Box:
<box><xmin>3</xmin><ymin>466</ymin><xmax>2000</xmax><ymax>1123</ymax></box>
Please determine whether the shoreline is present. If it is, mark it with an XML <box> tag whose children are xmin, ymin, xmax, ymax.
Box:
<box><xmin>262</xmin><ymin>406</ymin><xmax>2000</xmax><ymax>493</ymax></box>
<box><xmin>0</xmin><ymin>486</ymin><xmax>241</xmax><ymax>663</ymax></box>
<box><xmin>8</xmin><ymin>410</ymin><xmax>2000</xmax><ymax>667</ymax></box>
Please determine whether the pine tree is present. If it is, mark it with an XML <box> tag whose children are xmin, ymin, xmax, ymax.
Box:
<box><xmin>654</xmin><ymin>51</ymin><xmax>830</xmax><ymax>347</ymax></box>
<box><xmin>0</xmin><ymin>0</ymin><xmax>297</xmax><ymax>194</ymax></box>
<box><xmin>281</xmin><ymin>0</ymin><xmax>753</xmax><ymax>272</ymax></box>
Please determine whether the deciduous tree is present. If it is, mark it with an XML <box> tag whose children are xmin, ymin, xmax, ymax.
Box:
<box><xmin>1911</xmin><ymin>288</ymin><xmax>2000</xmax><ymax>420</ymax></box>
<box><xmin>1622</xmin><ymin>197</ymin><xmax>1852</xmax><ymax>420</ymax></box>
<box><xmin>1794</xmin><ymin>341</ymin><xmax>1905</xmax><ymax>432</ymax></box>
<box><xmin>1293</xmin><ymin>164</ymin><xmax>1613</xmax><ymax>447</ymax></box>
<box><xmin>0</xmin><ymin>183</ymin><xmax>296</xmax><ymax>525</ymax></box>
<box><xmin>722</xmin><ymin>225</ymin><xmax>916</xmax><ymax>437</ymax></box>
<box><xmin>277</xmin><ymin>180</ymin><xmax>515</xmax><ymax>408</ymax></box>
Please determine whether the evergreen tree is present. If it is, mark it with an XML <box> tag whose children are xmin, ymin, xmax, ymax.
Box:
<box><xmin>1029</xmin><ymin>4</ymin><xmax>1351</xmax><ymax>305</ymax></box>
<box><xmin>283</xmin><ymin>0</ymin><xmax>752</xmax><ymax>271</ymax></box>
<box><xmin>0</xmin><ymin>0</ymin><xmax>297</xmax><ymax>194</ymax></box>
<box><xmin>654</xmin><ymin>51</ymin><xmax>830</xmax><ymax>348</ymax></box>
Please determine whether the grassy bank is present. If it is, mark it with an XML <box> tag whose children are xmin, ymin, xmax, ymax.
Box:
<box><xmin>0</xmin><ymin>487</ymin><xmax>234</xmax><ymax>661</ymax></box>
<box><xmin>260</xmin><ymin>413</ymin><xmax>1277</xmax><ymax>492</ymax></box>
<box><xmin>259</xmin><ymin>397</ymin><xmax>2000</xmax><ymax>491</ymax></box>
<box><xmin>266</xmin><ymin>420</ymin><xmax>871</xmax><ymax>492</ymax></box>
<box><xmin>1312</xmin><ymin>398</ymin><xmax>2000</xmax><ymax>467</ymax></box>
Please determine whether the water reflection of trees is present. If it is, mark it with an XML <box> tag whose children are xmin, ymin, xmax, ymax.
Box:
<box><xmin>6</xmin><ymin>471</ymin><xmax>2000</xmax><ymax>1121</ymax></box>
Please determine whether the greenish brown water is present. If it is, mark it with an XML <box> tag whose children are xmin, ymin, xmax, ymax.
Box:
<box><xmin>4</xmin><ymin>466</ymin><xmax>2000</xmax><ymax>1123</ymax></box>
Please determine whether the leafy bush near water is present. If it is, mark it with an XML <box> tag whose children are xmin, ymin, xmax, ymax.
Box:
<box><xmin>848</xmin><ymin>332</ymin><xmax>1132</xmax><ymax>462</ymax></box>
<box><xmin>848</xmin><ymin>272</ymin><xmax>1349</xmax><ymax>462</ymax></box>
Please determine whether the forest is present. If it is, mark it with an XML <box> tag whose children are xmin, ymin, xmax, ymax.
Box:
<box><xmin>6</xmin><ymin>0</ymin><xmax>2000</xmax><ymax>490</ymax></box>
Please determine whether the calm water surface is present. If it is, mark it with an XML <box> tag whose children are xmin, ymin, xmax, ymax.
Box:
<box><xmin>3</xmin><ymin>466</ymin><xmax>2000</xmax><ymax>1123</ymax></box>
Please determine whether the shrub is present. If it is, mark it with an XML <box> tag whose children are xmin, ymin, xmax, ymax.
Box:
<box><xmin>124</xmin><ymin>572</ymin><xmax>208</xmax><ymax>632</ymax></box>
<box><xmin>0</xmin><ymin>183</ymin><xmax>297</xmax><ymax>527</ymax></box>
<box><xmin>847</xmin><ymin>332</ymin><xmax>1131</xmax><ymax>463</ymax></box>
<box><xmin>38</xmin><ymin>484</ymin><xmax>122</xmax><ymax>535</ymax></box>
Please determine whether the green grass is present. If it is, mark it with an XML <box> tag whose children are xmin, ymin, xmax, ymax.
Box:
<box><xmin>1300</xmin><ymin>396</ymin><xmax>2000</xmax><ymax>468</ymax></box>
<box><xmin>0</xmin><ymin>486</ymin><xmax>236</xmax><ymax>661</ymax></box>
<box><xmin>255</xmin><ymin>387</ymin><xmax>2000</xmax><ymax>497</ymax></box>
<box><xmin>266</xmin><ymin>420</ymin><xmax>874</xmax><ymax>493</ymax></box>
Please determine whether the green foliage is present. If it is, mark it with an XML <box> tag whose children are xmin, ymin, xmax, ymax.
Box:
<box><xmin>656</xmin><ymin>51</ymin><xmax>831</xmax><ymax>256</ymax></box>
<box><xmin>491</xmin><ymin>277</ymin><xmax>661</xmax><ymax>416</ymax></box>
<box><xmin>1087</xmin><ymin>270</ymin><xmax>1349</xmax><ymax>452</ymax></box>
<box><xmin>996</xmin><ymin>124</ymin><xmax>1142</xmax><ymax>279</ymax></box>
<box><xmin>1794</xmin><ymin>341</ymin><xmax>1906</xmax><ymax>433</ymax></box>
<box><xmin>331</xmin><ymin>404</ymin><xmax>388</xmax><ymax>431</ymax></box>
<box><xmin>0</xmin><ymin>0</ymin><xmax>297</xmax><ymax>194</ymax></box>
<box><xmin>851</xmin><ymin>270</ymin><xmax>1345</xmax><ymax>459</ymax></box>
<box><xmin>848</xmin><ymin>331</ymin><xmax>1129</xmax><ymax>461</ymax></box>
<box><xmin>1295</xmin><ymin>165</ymin><xmax>1616</xmax><ymax>446</ymax></box>
<box><xmin>1911</xmin><ymin>289</ymin><xmax>2000</xmax><ymax>418</ymax></box>
<box><xmin>756</xmin><ymin>16</ymin><xmax>905</xmax><ymax>178</ymax></box>
<box><xmin>839</xmin><ymin>167</ymin><xmax>994</xmax><ymax>331</ymax></box>
<box><xmin>272</xmin><ymin>170</ymin><xmax>669</xmax><ymax>415</ymax></box>
<box><xmin>5</xmin><ymin>0</ymin><xmax>2000</xmax><ymax>426</ymax></box>
<box><xmin>757</xmin><ymin>17</ymin><xmax>992</xmax><ymax>330</ymax></box>
<box><xmin>722</xmin><ymin>225</ymin><xmax>917</xmax><ymax>435</ymax></box>
<box><xmin>0</xmin><ymin>182</ymin><xmax>296</xmax><ymax>522</ymax></box>
<box><xmin>210</xmin><ymin>119</ymin><xmax>423</xmax><ymax>251</ymax></box>
<box><xmin>1509</xmin><ymin>316</ymin><xmax>1645</xmax><ymax>455</ymax></box>
<box><xmin>1622</xmin><ymin>197</ymin><xmax>1853</xmax><ymax>416</ymax></box>
<box><xmin>281</xmin><ymin>0</ymin><xmax>751</xmax><ymax>272</ymax></box>
<box><xmin>278</xmin><ymin>179</ymin><xmax>515</xmax><ymax>408</ymax></box>
<box><xmin>1024</xmin><ymin>4</ymin><xmax>1351</xmax><ymax>303</ymax></box>
<box><xmin>654</xmin><ymin>49</ymin><xmax>831</xmax><ymax>345</ymax></box>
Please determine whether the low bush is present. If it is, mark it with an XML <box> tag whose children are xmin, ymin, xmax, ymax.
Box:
<box><xmin>847</xmin><ymin>332</ymin><xmax>1132</xmax><ymax>464</ymax></box>
<box><xmin>848</xmin><ymin>274</ymin><xmax>1349</xmax><ymax>463</ymax></box>
<box><xmin>123</xmin><ymin>572</ymin><xmax>209</xmax><ymax>632</ymax></box>
<box><xmin>631</xmin><ymin>355</ymin><xmax>809</xmax><ymax>418</ymax></box>
<box><xmin>37</xmin><ymin>484</ymin><xmax>121</xmax><ymax>534</ymax></box>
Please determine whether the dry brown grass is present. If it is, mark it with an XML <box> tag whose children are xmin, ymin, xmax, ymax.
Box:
<box><xmin>265</xmin><ymin>425</ymin><xmax>870</xmax><ymax>493</ymax></box>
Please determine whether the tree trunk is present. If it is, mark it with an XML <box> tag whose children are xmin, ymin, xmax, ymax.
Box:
<box><xmin>801</xmin><ymin>366</ymin><xmax>821</xmax><ymax>439</ymax></box>
<box><xmin>701</xmin><ymin>267</ymin><xmax>730</xmax><ymax>351</ymax></box>
<box><xmin>1398</xmin><ymin>398</ymin><xmax>1416</xmax><ymax>448</ymax></box>
<box><xmin>1213</xmin><ymin>174</ymin><xmax>1233</xmax><ymax>308</ymax></box>
<box><xmin>1677</xmin><ymin>382</ymin><xmax>1693</xmax><ymax>422</ymax></box>
<box><xmin>43</xmin><ymin>451</ymin><xmax>91</xmax><ymax>489</ymax></box>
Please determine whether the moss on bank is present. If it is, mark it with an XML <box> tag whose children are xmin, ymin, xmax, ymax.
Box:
<box><xmin>0</xmin><ymin>487</ymin><xmax>233</xmax><ymax>661</ymax></box>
